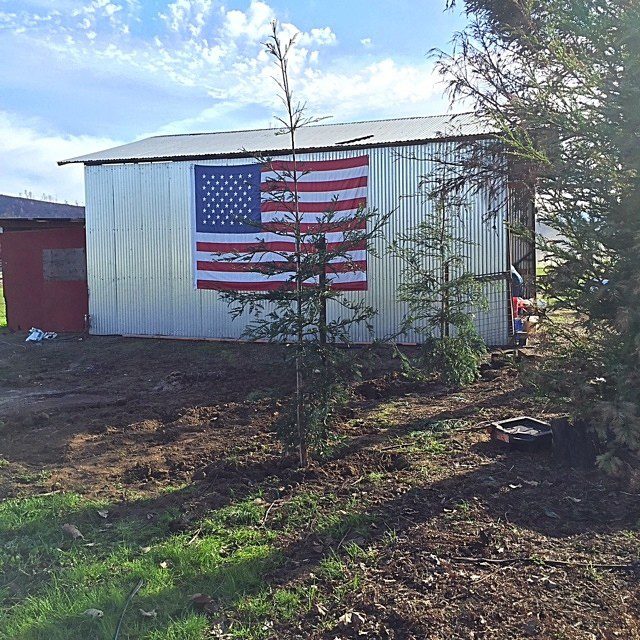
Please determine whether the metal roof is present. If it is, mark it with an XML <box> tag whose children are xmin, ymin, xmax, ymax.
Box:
<box><xmin>59</xmin><ymin>113</ymin><xmax>493</xmax><ymax>166</ymax></box>
<box><xmin>0</xmin><ymin>195</ymin><xmax>85</xmax><ymax>220</ymax></box>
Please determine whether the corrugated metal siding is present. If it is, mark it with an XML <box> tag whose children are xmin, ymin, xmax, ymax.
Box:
<box><xmin>84</xmin><ymin>143</ymin><xmax>509</xmax><ymax>345</ymax></box>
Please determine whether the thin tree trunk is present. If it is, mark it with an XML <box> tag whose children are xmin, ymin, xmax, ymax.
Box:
<box><xmin>318</xmin><ymin>235</ymin><xmax>328</xmax><ymax>347</ymax></box>
<box><xmin>438</xmin><ymin>189</ymin><xmax>450</xmax><ymax>338</ymax></box>
<box><xmin>274</xmin><ymin>30</ymin><xmax>307</xmax><ymax>467</ymax></box>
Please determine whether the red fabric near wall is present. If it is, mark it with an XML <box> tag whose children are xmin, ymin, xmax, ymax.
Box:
<box><xmin>1</xmin><ymin>225</ymin><xmax>88</xmax><ymax>332</ymax></box>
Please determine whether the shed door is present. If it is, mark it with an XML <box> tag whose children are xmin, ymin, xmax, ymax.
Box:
<box><xmin>1</xmin><ymin>226</ymin><xmax>88</xmax><ymax>332</ymax></box>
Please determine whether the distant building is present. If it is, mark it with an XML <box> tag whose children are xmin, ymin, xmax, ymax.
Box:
<box><xmin>59</xmin><ymin>114</ymin><xmax>535</xmax><ymax>345</ymax></box>
<box><xmin>0</xmin><ymin>195</ymin><xmax>87</xmax><ymax>332</ymax></box>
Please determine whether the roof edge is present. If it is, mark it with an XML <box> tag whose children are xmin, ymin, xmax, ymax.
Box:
<box><xmin>0</xmin><ymin>194</ymin><xmax>85</xmax><ymax>220</ymax></box>
<box><xmin>130</xmin><ymin>111</ymin><xmax>477</xmax><ymax>142</ymax></box>
<box><xmin>59</xmin><ymin>131</ymin><xmax>497</xmax><ymax>167</ymax></box>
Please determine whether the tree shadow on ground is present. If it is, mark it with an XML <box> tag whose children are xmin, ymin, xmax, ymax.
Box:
<box><xmin>8</xmin><ymin>448</ymin><xmax>637</xmax><ymax>639</ymax></box>
<box><xmin>4</xmin><ymin>401</ymin><xmax>639</xmax><ymax>639</ymax></box>
<box><xmin>4</xmin><ymin>340</ymin><xmax>637</xmax><ymax>638</ymax></box>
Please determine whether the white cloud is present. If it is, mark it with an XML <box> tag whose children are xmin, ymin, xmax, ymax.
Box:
<box><xmin>160</xmin><ymin>0</ymin><xmax>213</xmax><ymax>36</ymax></box>
<box><xmin>296</xmin><ymin>58</ymin><xmax>445</xmax><ymax>122</ymax></box>
<box><xmin>103</xmin><ymin>3</ymin><xmax>121</xmax><ymax>17</ymax></box>
<box><xmin>298</xmin><ymin>26</ymin><xmax>336</xmax><ymax>47</ymax></box>
<box><xmin>1</xmin><ymin>1</ymin><xmax>385</xmax><ymax>114</ymax></box>
<box><xmin>71</xmin><ymin>0</ymin><xmax>128</xmax><ymax>28</ymax></box>
<box><xmin>223</xmin><ymin>0</ymin><xmax>273</xmax><ymax>41</ymax></box>
<box><xmin>0</xmin><ymin>12</ymin><xmax>19</xmax><ymax>24</ymax></box>
<box><xmin>0</xmin><ymin>111</ymin><xmax>122</xmax><ymax>204</ymax></box>
<box><xmin>0</xmin><ymin>0</ymin><xmax>453</xmax><ymax>201</ymax></box>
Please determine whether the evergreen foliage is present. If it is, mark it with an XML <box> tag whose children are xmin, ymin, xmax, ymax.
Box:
<box><xmin>220</xmin><ymin>22</ymin><xmax>388</xmax><ymax>466</ymax></box>
<box><xmin>392</xmin><ymin>193</ymin><xmax>487</xmax><ymax>387</ymax></box>
<box><xmin>439</xmin><ymin>0</ymin><xmax>640</xmax><ymax>474</ymax></box>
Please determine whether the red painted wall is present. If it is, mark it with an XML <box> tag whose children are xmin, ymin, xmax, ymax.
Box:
<box><xmin>0</xmin><ymin>225</ymin><xmax>88</xmax><ymax>332</ymax></box>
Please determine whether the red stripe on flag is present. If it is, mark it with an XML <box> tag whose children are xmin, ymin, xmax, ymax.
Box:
<box><xmin>261</xmin><ymin>198</ymin><xmax>366</xmax><ymax>214</ymax></box>
<box><xmin>197</xmin><ymin>280</ymin><xmax>291</xmax><ymax>291</ymax></box>
<box><xmin>262</xmin><ymin>157</ymin><xmax>369</xmax><ymax>172</ymax></box>
<box><xmin>329</xmin><ymin>280</ymin><xmax>368</xmax><ymax>291</ymax></box>
<box><xmin>196</xmin><ymin>279</ymin><xmax>368</xmax><ymax>292</ymax></box>
<box><xmin>261</xmin><ymin>219</ymin><xmax>366</xmax><ymax>234</ymax></box>
<box><xmin>261</xmin><ymin>176</ymin><xmax>367</xmax><ymax>193</ymax></box>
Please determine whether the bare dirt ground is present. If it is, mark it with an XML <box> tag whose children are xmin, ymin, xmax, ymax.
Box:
<box><xmin>0</xmin><ymin>335</ymin><xmax>293</xmax><ymax>497</ymax></box>
<box><xmin>0</xmin><ymin>333</ymin><xmax>638</xmax><ymax>639</ymax></box>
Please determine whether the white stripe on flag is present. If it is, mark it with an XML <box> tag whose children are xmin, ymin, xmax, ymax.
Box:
<box><xmin>195</xmin><ymin>230</ymin><xmax>354</xmax><ymax>244</ymax></box>
<box><xmin>196</xmin><ymin>250</ymin><xmax>367</xmax><ymax>263</ymax></box>
<box><xmin>261</xmin><ymin>165</ymin><xmax>368</xmax><ymax>184</ymax></box>
<box><xmin>260</xmin><ymin>210</ymin><xmax>364</xmax><ymax>224</ymax></box>
<box><xmin>195</xmin><ymin>270</ymin><xmax>367</xmax><ymax>284</ymax></box>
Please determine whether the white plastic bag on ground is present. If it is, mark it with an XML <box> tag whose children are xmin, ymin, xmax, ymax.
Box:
<box><xmin>25</xmin><ymin>328</ymin><xmax>57</xmax><ymax>342</ymax></box>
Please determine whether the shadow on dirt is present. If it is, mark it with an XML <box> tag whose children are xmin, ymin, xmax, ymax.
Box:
<box><xmin>6</xmin><ymin>445</ymin><xmax>637</xmax><ymax>639</ymax></box>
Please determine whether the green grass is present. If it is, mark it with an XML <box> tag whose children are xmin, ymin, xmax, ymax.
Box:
<box><xmin>0</xmin><ymin>284</ymin><xmax>6</xmax><ymax>327</ymax></box>
<box><xmin>405</xmin><ymin>430</ymin><xmax>448</xmax><ymax>455</ymax></box>
<box><xmin>365</xmin><ymin>400</ymin><xmax>411</xmax><ymax>428</ymax></box>
<box><xmin>0</xmin><ymin>492</ymin><xmax>280</xmax><ymax>640</ymax></box>
<box><xmin>0</xmin><ymin>485</ymin><xmax>382</xmax><ymax>640</ymax></box>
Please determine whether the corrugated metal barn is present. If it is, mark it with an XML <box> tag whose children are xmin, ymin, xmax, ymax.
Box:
<box><xmin>60</xmin><ymin>114</ymin><xmax>535</xmax><ymax>346</ymax></box>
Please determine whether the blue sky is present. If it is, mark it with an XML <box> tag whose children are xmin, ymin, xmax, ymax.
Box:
<box><xmin>0</xmin><ymin>1</ymin><xmax>467</xmax><ymax>203</ymax></box>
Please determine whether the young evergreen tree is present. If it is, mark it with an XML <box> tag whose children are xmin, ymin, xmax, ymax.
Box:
<box><xmin>437</xmin><ymin>0</ymin><xmax>640</xmax><ymax>474</ymax></box>
<box><xmin>391</xmin><ymin>189</ymin><xmax>487</xmax><ymax>387</ymax></box>
<box><xmin>220</xmin><ymin>22</ymin><xmax>388</xmax><ymax>466</ymax></box>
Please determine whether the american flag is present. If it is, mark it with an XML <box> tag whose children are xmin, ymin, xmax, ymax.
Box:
<box><xmin>193</xmin><ymin>156</ymin><xmax>369</xmax><ymax>291</ymax></box>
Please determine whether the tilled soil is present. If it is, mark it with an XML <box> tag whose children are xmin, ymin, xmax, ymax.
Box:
<box><xmin>0</xmin><ymin>334</ymin><xmax>638</xmax><ymax>639</ymax></box>
<box><xmin>0</xmin><ymin>335</ymin><xmax>291</xmax><ymax>497</ymax></box>
<box><xmin>268</xmin><ymin>437</ymin><xmax>640</xmax><ymax>639</ymax></box>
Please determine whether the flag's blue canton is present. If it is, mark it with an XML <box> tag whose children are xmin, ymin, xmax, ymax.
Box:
<box><xmin>195</xmin><ymin>164</ymin><xmax>261</xmax><ymax>234</ymax></box>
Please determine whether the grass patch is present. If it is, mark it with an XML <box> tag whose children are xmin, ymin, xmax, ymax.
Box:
<box><xmin>405</xmin><ymin>431</ymin><xmax>448</xmax><ymax>455</ymax></box>
<box><xmin>0</xmin><ymin>492</ymin><xmax>281</xmax><ymax>640</ymax></box>
<box><xmin>364</xmin><ymin>471</ymin><xmax>385</xmax><ymax>485</ymax></box>
<box><xmin>317</xmin><ymin>554</ymin><xmax>349</xmax><ymax>581</ymax></box>
<box><xmin>233</xmin><ymin>584</ymin><xmax>318</xmax><ymax>638</ymax></box>
<box><xmin>14</xmin><ymin>469</ymin><xmax>52</xmax><ymax>485</ymax></box>
<box><xmin>365</xmin><ymin>400</ymin><xmax>410</xmax><ymax>428</ymax></box>
<box><xmin>0</xmin><ymin>284</ymin><xmax>6</xmax><ymax>328</ymax></box>
<box><xmin>0</xmin><ymin>486</ymin><xmax>381</xmax><ymax>640</ymax></box>
<box><xmin>385</xmin><ymin>418</ymin><xmax>463</xmax><ymax>457</ymax></box>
